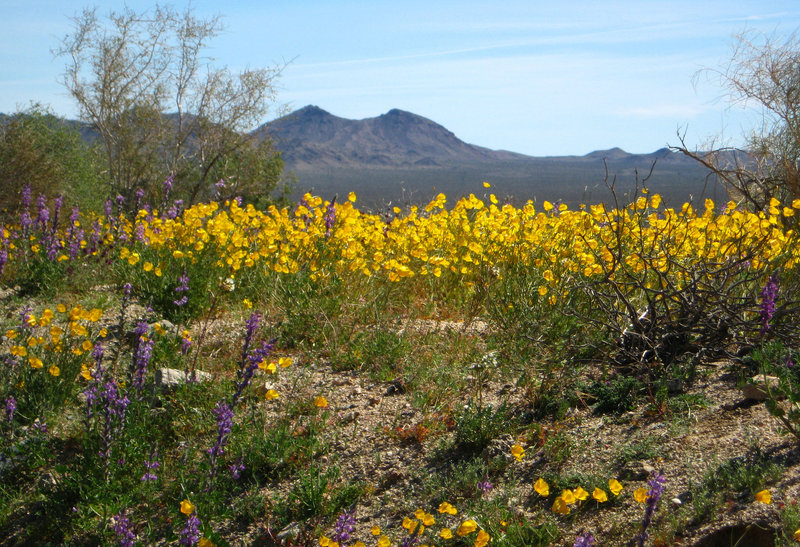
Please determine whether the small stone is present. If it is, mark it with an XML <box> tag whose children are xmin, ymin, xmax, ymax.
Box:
<box><xmin>742</xmin><ymin>375</ymin><xmax>782</xmax><ymax>401</ymax></box>
<box><xmin>619</xmin><ymin>461</ymin><xmax>656</xmax><ymax>481</ymax></box>
<box><xmin>671</xmin><ymin>497</ymin><xmax>682</xmax><ymax>506</ymax></box>
<box><xmin>155</xmin><ymin>367</ymin><xmax>212</xmax><ymax>388</ymax></box>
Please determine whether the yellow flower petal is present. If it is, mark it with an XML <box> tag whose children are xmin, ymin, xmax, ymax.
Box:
<box><xmin>592</xmin><ymin>487</ymin><xmax>608</xmax><ymax>503</ymax></box>
<box><xmin>457</xmin><ymin>519</ymin><xmax>478</xmax><ymax>536</ymax></box>
<box><xmin>180</xmin><ymin>499</ymin><xmax>195</xmax><ymax>515</ymax></box>
<box><xmin>534</xmin><ymin>478</ymin><xmax>549</xmax><ymax>497</ymax></box>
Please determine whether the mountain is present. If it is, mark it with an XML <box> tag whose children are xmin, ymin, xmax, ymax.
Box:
<box><xmin>255</xmin><ymin>106</ymin><xmax>725</xmax><ymax>209</ymax></box>
<box><xmin>255</xmin><ymin>105</ymin><xmax>527</xmax><ymax>168</ymax></box>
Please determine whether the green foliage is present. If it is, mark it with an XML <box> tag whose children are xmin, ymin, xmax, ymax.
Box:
<box><xmin>0</xmin><ymin>104</ymin><xmax>103</xmax><ymax>218</ymax></box>
<box><xmin>613</xmin><ymin>438</ymin><xmax>661</xmax><ymax>467</ymax></box>
<box><xmin>690</xmin><ymin>447</ymin><xmax>783</xmax><ymax>522</ymax></box>
<box><xmin>274</xmin><ymin>465</ymin><xmax>364</xmax><ymax>525</ymax></box>
<box><xmin>453</xmin><ymin>403</ymin><xmax>518</xmax><ymax>457</ymax></box>
<box><xmin>587</xmin><ymin>376</ymin><xmax>643</xmax><ymax>415</ymax></box>
<box><xmin>748</xmin><ymin>341</ymin><xmax>800</xmax><ymax>443</ymax></box>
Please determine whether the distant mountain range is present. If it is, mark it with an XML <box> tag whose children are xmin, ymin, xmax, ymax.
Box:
<box><xmin>1</xmin><ymin>106</ymin><xmax>728</xmax><ymax>209</ymax></box>
<box><xmin>259</xmin><ymin>106</ymin><xmax>727</xmax><ymax>209</ymax></box>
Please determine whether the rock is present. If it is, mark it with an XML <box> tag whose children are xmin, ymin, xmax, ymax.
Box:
<box><xmin>742</xmin><ymin>375</ymin><xmax>782</xmax><ymax>401</ymax></box>
<box><xmin>155</xmin><ymin>367</ymin><xmax>212</xmax><ymax>388</ymax></box>
<box><xmin>619</xmin><ymin>460</ymin><xmax>656</xmax><ymax>481</ymax></box>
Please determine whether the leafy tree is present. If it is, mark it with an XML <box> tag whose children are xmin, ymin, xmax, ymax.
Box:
<box><xmin>0</xmin><ymin>103</ymin><xmax>103</xmax><ymax>219</ymax></box>
<box><xmin>54</xmin><ymin>4</ymin><xmax>284</xmax><ymax>208</ymax></box>
<box><xmin>678</xmin><ymin>31</ymin><xmax>800</xmax><ymax>210</ymax></box>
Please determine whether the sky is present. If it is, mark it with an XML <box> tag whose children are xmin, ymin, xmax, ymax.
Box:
<box><xmin>3</xmin><ymin>0</ymin><xmax>800</xmax><ymax>156</ymax></box>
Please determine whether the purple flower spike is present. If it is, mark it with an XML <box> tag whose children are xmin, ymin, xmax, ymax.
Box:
<box><xmin>333</xmin><ymin>508</ymin><xmax>357</xmax><ymax>543</ymax></box>
<box><xmin>112</xmin><ymin>510</ymin><xmax>136</xmax><ymax>547</ymax></box>
<box><xmin>4</xmin><ymin>396</ymin><xmax>15</xmax><ymax>423</ymax></box>
<box><xmin>574</xmin><ymin>531</ymin><xmax>596</xmax><ymax>547</ymax></box>
<box><xmin>229</xmin><ymin>459</ymin><xmax>245</xmax><ymax>480</ymax></box>
<box><xmin>760</xmin><ymin>274</ymin><xmax>779</xmax><ymax>334</ymax></box>
<box><xmin>179</xmin><ymin>512</ymin><xmax>202</xmax><ymax>546</ymax></box>
<box><xmin>141</xmin><ymin>457</ymin><xmax>159</xmax><ymax>482</ymax></box>
<box><xmin>635</xmin><ymin>471</ymin><xmax>666</xmax><ymax>547</ymax></box>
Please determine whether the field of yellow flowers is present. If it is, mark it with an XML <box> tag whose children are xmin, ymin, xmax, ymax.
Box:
<box><xmin>1</xmin><ymin>183</ymin><xmax>800</xmax><ymax>545</ymax></box>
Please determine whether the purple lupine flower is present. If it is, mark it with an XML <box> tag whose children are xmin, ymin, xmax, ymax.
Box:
<box><xmin>174</xmin><ymin>272</ymin><xmax>189</xmax><ymax>307</ymax></box>
<box><xmin>98</xmin><ymin>379</ymin><xmax>130</xmax><ymax>466</ymax></box>
<box><xmin>32</xmin><ymin>419</ymin><xmax>47</xmax><ymax>433</ymax></box>
<box><xmin>0</xmin><ymin>245</ymin><xmax>7</xmax><ymax>276</ymax></box>
<box><xmin>19</xmin><ymin>306</ymin><xmax>34</xmax><ymax>332</ymax></box>
<box><xmin>134</xmin><ymin>222</ymin><xmax>146</xmax><ymax>242</ymax></box>
<box><xmin>36</xmin><ymin>194</ymin><xmax>49</xmax><ymax>230</ymax></box>
<box><xmin>181</xmin><ymin>331</ymin><xmax>192</xmax><ymax>355</ymax></box>
<box><xmin>163</xmin><ymin>174</ymin><xmax>174</xmax><ymax>195</ymax></box>
<box><xmin>573</xmin><ymin>531</ymin><xmax>596</xmax><ymax>547</ymax></box>
<box><xmin>760</xmin><ymin>274</ymin><xmax>779</xmax><ymax>334</ymax></box>
<box><xmin>206</xmin><ymin>400</ymin><xmax>234</xmax><ymax>484</ymax></box>
<box><xmin>4</xmin><ymin>396</ymin><xmax>15</xmax><ymax>423</ymax></box>
<box><xmin>88</xmin><ymin>219</ymin><xmax>102</xmax><ymax>254</ymax></box>
<box><xmin>635</xmin><ymin>471</ymin><xmax>666</xmax><ymax>547</ymax></box>
<box><xmin>134</xmin><ymin>187</ymin><xmax>145</xmax><ymax>212</ymax></box>
<box><xmin>332</xmin><ymin>508</ymin><xmax>357</xmax><ymax>544</ymax></box>
<box><xmin>478</xmin><ymin>479</ymin><xmax>493</xmax><ymax>494</ymax></box>
<box><xmin>84</xmin><ymin>343</ymin><xmax>106</xmax><ymax>417</ymax></box>
<box><xmin>179</xmin><ymin>512</ymin><xmax>202</xmax><ymax>546</ymax></box>
<box><xmin>141</xmin><ymin>456</ymin><xmax>160</xmax><ymax>482</ymax></box>
<box><xmin>112</xmin><ymin>510</ymin><xmax>137</xmax><ymax>547</ymax></box>
<box><xmin>240</xmin><ymin>312</ymin><xmax>261</xmax><ymax>364</ymax></box>
<box><xmin>400</xmin><ymin>534</ymin><xmax>420</xmax><ymax>547</ymax></box>
<box><xmin>214</xmin><ymin>179</ymin><xmax>226</xmax><ymax>199</ymax></box>
<box><xmin>19</xmin><ymin>184</ymin><xmax>32</xmax><ymax>236</ymax></box>
<box><xmin>104</xmin><ymin>198</ymin><xmax>113</xmax><ymax>221</ymax></box>
<box><xmin>786</xmin><ymin>354</ymin><xmax>795</xmax><ymax>368</ymax></box>
<box><xmin>21</xmin><ymin>184</ymin><xmax>31</xmax><ymax>209</ymax></box>
<box><xmin>229</xmin><ymin>459</ymin><xmax>245</xmax><ymax>480</ymax></box>
<box><xmin>208</xmin><ymin>401</ymin><xmax>234</xmax><ymax>462</ymax></box>
<box><xmin>131</xmin><ymin>322</ymin><xmax>154</xmax><ymax>393</ymax></box>
<box><xmin>324</xmin><ymin>198</ymin><xmax>337</xmax><ymax>237</ymax></box>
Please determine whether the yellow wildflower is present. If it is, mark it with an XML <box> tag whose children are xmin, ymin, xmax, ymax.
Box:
<box><xmin>180</xmin><ymin>499</ymin><xmax>195</xmax><ymax>515</ymax></box>
<box><xmin>592</xmin><ymin>487</ymin><xmax>608</xmax><ymax>502</ymax></box>
<box><xmin>755</xmin><ymin>489</ymin><xmax>772</xmax><ymax>504</ymax></box>
<box><xmin>534</xmin><ymin>478</ymin><xmax>549</xmax><ymax>497</ymax></box>
<box><xmin>457</xmin><ymin>519</ymin><xmax>478</xmax><ymax>536</ymax></box>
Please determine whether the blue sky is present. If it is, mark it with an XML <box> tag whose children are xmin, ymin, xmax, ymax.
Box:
<box><xmin>3</xmin><ymin>0</ymin><xmax>800</xmax><ymax>155</ymax></box>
